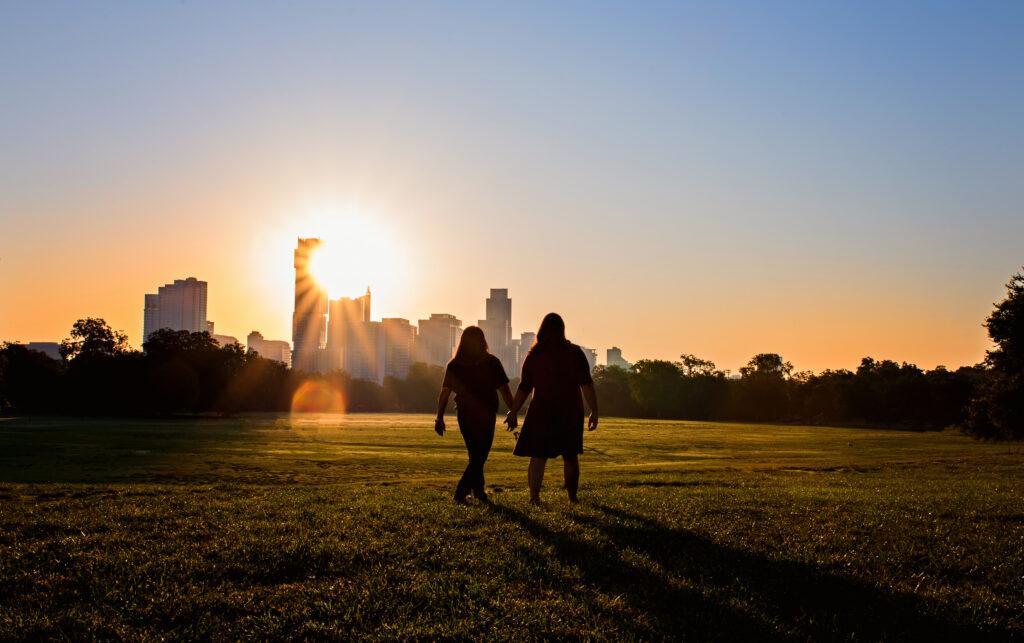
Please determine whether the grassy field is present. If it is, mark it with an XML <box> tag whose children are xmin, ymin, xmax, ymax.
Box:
<box><xmin>0</xmin><ymin>415</ymin><xmax>1021</xmax><ymax>639</ymax></box>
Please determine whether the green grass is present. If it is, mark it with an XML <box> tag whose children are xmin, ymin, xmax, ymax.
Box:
<box><xmin>0</xmin><ymin>415</ymin><xmax>1021</xmax><ymax>639</ymax></box>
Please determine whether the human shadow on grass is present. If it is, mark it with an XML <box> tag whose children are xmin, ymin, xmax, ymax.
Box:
<box><xmin>585</xmin><ymin>503</ymin><xmax>1011</xmax><ymax>640</ymax></box>
<box><xmin>489</xmin><ymin>503</ymin><xmax>769</xmax><ymax>640</ymax></box>
<box><xmin>491</xmin><ymin>501</ymin><xmax>1011</xmax><ymax>639</ymax></box>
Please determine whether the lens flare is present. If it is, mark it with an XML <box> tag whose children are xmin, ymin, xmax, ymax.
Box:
<box><xmin>290</xmin><ymin>380</ymin><xmax>346</xmax><ymax>414</ymax></box>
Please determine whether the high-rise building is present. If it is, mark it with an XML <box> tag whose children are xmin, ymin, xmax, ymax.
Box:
<box><xmin>292</xmin><ymin>238</ymin><xmax>327</xmax><ymax>373</ymax></box>
<box><xmin>416</xmin><ymin>314</ymin><xmax>462</xmax><ymax>366</ymax></box>
<box><xmin>580</xmin><ymin>346</ymin><xmax>598</xmax><ymax>373</ymax></box>
<box><xmin>326</xmin><ymin>296</ymin><xmax>367</xmax><ymax>372</ymax></box>
<box><xmin>479</xmin><ymin>288</ymin><xmax>515</xmax><ymax>375</ymax></box>
<box><xmin>142</xmin><ymin>277</ymin><xmax>209</xmax><ymax>343</ymax></box>
<box><xmin>607</xmin><ymin>346</ymin><xmax>631</xmax><ymax>370</ymax></box>
<box><xmin>518</xmin><ymin>331</ymin><xmax>536</xmax><ymax>374</ymax></box>
<box><xmin>143</xmin><ymin>294</ymin><xmax>160</xmax><ymax>343</ymax></box>
<box><xmin>247</xmin><ymin>331</ymin><xmax>292</xmax><ymax>367</ymax></box>
<box><xmin>345</xmin><ymin>320</ymin><xmax>386</xmax><ymax>384</ymax></box>
<box><xmin>382</xmin><ymin>318</ymin><xmax>417</xmax><ymax>379</ymax></box>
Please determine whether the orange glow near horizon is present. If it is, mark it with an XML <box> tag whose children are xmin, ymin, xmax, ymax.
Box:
<box><xmin>291</xmin><ymin>380</ymin><xmax>346</xmax><ymax>414</ymax></box>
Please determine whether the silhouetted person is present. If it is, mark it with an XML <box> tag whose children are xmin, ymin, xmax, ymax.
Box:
<box><xmin>506</xmin><ymin>313</ymin><xmax>599</xmax><ymax>505</ymax></box>
<box><xmin>435</xmin><ymin>326</ymin><xmax>514</xmax><ymax>504</ymax></box>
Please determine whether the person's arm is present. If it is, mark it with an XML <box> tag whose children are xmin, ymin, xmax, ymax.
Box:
<box><xmin>498</xmin><ymin>383</ymin><xmax>514</xmax><ymax>412</ymax></box>
<box><xmin>434</xmin><ymin>386</ymin><xmax>452</xmax><ymax>436</ymax></box>
<box><xmin>582</xmin><ymin>383</ymin><xmax>599</xmax><ymax>431</ymax></box>
<box><xmin>505</xmin><ymin>387</ymin><xmax>530</xmax><ymax>430</ymax></box>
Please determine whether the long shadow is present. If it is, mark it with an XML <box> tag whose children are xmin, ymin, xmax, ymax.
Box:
<box><xmin>585</xmin><ymin>502</ymin><xmax>1011</xmax><ymax>640</ymax></box>
<box><xmin>489</xmin><ymin>503</ymin><xmax>773</xmax><ymax>640</ymax></box>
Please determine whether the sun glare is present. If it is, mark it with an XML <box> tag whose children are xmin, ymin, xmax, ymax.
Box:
<box><xmin>300</xmin><ymin>209</ymin><xmax>405</xmax><ymax>300</ymax></box>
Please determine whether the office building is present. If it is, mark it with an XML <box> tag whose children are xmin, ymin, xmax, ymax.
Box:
<box><xmin>326</xmin><ymin>296</ymin><xmax>367</xmax><ymax>372</ymax></box>
<box><xmin>518</xmin><ymin>331</ymin><xmax>536</xmax><ymax>373</ymax></box>
<box><xmin>580</xmin><ymin>346</ymin><xmax>598</xmax><ymax>373</ymax></box>
<box><xmin>142</xmin><ymin>277</ymin><xmax>208</xmax><ymax>342</ymax></box>
<box><xmin>478</xmin><ymin>288</ymin><xmax>515</xmax><ymax>375</ymax></box>
<box><xmin>416</xmin><ymin>314</ymin><xmax>462</xmax><ymax>366</ymax></box>
<box><xmin>382</xmin><ymin>318</ymin><xmax>417</xmax><ymax>379</ymax></box>
<box><xmin>292</xmin><ymin>238</ymin><xmax>327</xmax><ymax>372</ymax></box>
<box><xmin>247</xmin><ymin>331</ymin><xmax>292</xmax><ymax>367</ymax></box>
<box><xmin>607</xmin><ymin>346</ymin><xmax>631</xmax><ymax>370</ymax></box>
<box><xmin>345</xmin><ymin>320</ymin><xmax>386</xmax><ymax>384</ymax></box>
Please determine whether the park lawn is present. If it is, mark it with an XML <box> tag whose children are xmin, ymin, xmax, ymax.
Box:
<box><xmin>0</xmin><ymin>415</ymin><xmax>1021</xmax><ymax>639</ymax></box>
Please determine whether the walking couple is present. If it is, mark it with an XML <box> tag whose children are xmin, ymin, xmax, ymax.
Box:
<box><xmin>434</xmin><ymin>312</ymin><xmax>599</xmax><ymax>506</ymax></box>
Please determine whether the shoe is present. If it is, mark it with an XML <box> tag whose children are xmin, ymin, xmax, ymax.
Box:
<box><xmin>454</xmin><ymin>495</ymin><xmax>470</xmax><ymax>505</ymax></box>
<box><xmin>473</xmin><ymin>489</ymin><xmax>491</xmax><ymax>504</ymax></box>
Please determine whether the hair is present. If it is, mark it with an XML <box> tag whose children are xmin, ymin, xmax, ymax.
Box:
<box><xmin>532</xmin><ymin>312</ymin><xmax>568</xmax><ymax>352</ymax></box>
<box><xmin>454</xmin><ymin>326</ymin><xmax>489</xmax><ymax>363</ymax></box>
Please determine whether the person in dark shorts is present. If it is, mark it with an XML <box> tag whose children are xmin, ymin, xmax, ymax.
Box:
<box><xmin>505</xmin><ymin>313</ymin><xmax>599</xmax><ymax>505</ymax></box>
<box><xmin>434</xmin><ymin>326</ymin><xmax>514</xmax><ymax>504</ymax></box>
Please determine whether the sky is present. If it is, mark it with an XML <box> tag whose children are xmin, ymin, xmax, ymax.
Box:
<box><xmin>1</xmin><ymin>1</ymin><xmax>1022</xmax><ymax>373</ymax></box>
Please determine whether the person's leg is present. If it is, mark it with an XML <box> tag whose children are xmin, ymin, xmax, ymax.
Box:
<box><xmin>563</xmin><ymin>453</ymin><xmax>580</xmax><ymax>503</ymax></box>
<box><xmin>473</xmin><ymin>423</ymin><xmax>496</xmax><ymax>500</ymax></box>
<box><xmin>528</xmin><ymin>457</ymin><xmax>547</xmax><ymax>505</ymax></box>
<box><xmin>455</xmin><ymin>416</ymin><xmax>477</xmax><ymax>502</ymax></box>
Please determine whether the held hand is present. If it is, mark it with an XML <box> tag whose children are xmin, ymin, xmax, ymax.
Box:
<box><xmin>504</xmin><ymin>411</ymin><xmax>518</xmax><ymax>431</ymax></box>
<box><xmin>587</xmin><ymin>413</ymin><xmax>599</xmax><ymax>432</ymax></box>
<box><xmin>434</xmin><ymin>417</ymin><xmax>445</xmax><ymax>436</ymax></box>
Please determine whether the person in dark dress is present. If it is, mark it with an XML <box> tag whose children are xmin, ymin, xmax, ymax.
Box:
<box><xmin>434</xmin><ymin>326</ymin><xmax>514</xmax><ymax>504</ymax></box>
<box><xmin>505</xmin><ymin>313</ymin><xmax>599</xmax><ymax>505</ymax></box>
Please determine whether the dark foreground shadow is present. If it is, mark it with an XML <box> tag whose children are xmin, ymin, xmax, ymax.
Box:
<box><xmin>491</xmin><ymin>502</ymin><xmax>1009</xmax><ymax>640</ymax></box>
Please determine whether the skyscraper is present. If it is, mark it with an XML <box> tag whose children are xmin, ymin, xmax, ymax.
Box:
<box><xmin>416</xmin><ymin>314</ymin><xmax>462</xmax><ymax>366</ymax></box>
<box><xmin>479</xmin><ymin>288</ymin><xmax>515</xmax><ymax>375</ymax></box>
<box><xmin>382</xmin><ymin>318</ymin><xmax>417</xmax><ymax>379</ymax></box>
<box><xmin>345</xmin><ymin>320</ymin><xmax>385</xmax><ymax>384</ymax></box>
<box><xmin>142</xmin><ymin>277</ymin><xmax>208</xmax><ymax>343</ymax></box>
<box><xmin>326</xmin><ymin>295</ymin><xmax>367</xmax><ymax>372</ymax></box>
<box><xmin>292</xmin><ymin>238</ymin><xmax>327</xmax><ymax>373</ymax></box>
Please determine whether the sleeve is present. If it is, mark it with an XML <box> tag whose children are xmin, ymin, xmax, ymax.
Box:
<box><xmin>492</xmin><ymin>355</ymin><xmax>510</xmax><ymax>388</ymax></box>
<box><xmin>441</xmin><ymin>362</ymin><xmax>454</xmax><ymax>389</ymax></box>
<box><xmin>576</xmin><ymin>347</ymin><xmax>594</xmax><ymax>386</ymax></box>
<box><xmin>518</xmin><ymin>353</ymin><xmax>534</xmax><ymax>393</ymax></box>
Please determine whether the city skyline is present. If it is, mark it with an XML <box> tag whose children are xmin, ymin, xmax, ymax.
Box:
<box><xmin>2</xmin><ymin>3</ymin><xmax>1021</xmax><ymax>372</ymax></box>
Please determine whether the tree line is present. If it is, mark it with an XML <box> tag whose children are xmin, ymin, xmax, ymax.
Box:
<box><xmin>1</xmin><ymin>270</ymin><xmax>1021</xmax><ymax>439</ymax></box>
<box><xmin>592</xmin><ymin>354</ymin><xmax>984</xmax><ymax>429</ymax></box>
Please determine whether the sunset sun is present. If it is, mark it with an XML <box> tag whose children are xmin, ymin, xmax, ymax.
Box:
<box><xmin>301</xmin><ymin>210</ymin><xmax>405</xmax><ymax>300</ymax></box>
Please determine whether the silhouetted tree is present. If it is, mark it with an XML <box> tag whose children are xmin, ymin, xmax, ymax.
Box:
<box><xmin>59</xmin><ymin>318</ymin><xmax>129</xmax><ymax>361</ymax></box>
<box><xmin>734</xmin><ymin>353</ymin><xmax>792</xmax><ymax>422</ymax></box>
<box><xmin>964</xmin><ymin>270</ymin><xmax>1024</xmax><ymax>440</ymax></box>
<box><xmin>0</xmin><ymin>343</ymin><xmax>64</xmax><ymax>413</ymax></box>
<box><xmin>592</xmin><ymin>365</ymin><xmax>639</xmax><ymax>417</ymax></box>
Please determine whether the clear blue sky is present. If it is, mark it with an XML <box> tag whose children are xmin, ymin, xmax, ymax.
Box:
<box><xmin>1</xmin><ymin>2</ymin><xmax>1021</xmax><ymax>371</ymax></box>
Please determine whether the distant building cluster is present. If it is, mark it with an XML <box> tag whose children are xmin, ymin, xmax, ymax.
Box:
<box><xmin>114</xmin><ymin>238</ymin><xmax>632</xmax><ymax>383</ymax></box>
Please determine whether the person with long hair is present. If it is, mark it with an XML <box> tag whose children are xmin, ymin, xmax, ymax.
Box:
<box><xmin>434</xmin><ymin>325</ymin><xmax>514</xmax><ymax>504</ymax></box>
<box><xmin>505</xmin><ymin>313</ymin><xmax>599</xmax><ymax>505</ymax></box>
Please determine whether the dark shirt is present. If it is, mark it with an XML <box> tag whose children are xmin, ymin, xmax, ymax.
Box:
<box><xmin>443</xmin><ymin>354</ymin><xmax>510</xmax><ymax>414</ymax></box>
<box><xmin>519</xmin><ymin>342</ymin><xmax>594</xmax><ymax>417</ymax></box>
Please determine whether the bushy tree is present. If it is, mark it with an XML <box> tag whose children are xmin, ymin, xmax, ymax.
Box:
<box><xmin>59</xmin><ymin>318</ymin><xmax>129</xmax><ymax>361</ymax></box>
<box><xmin>964</xmin><ymin>271</ymin><xmax>1024</xmax><ymax>440</ymax></box>
<box><xmin>0</xmin><ymin>343</ymin><xmax>64</xmax><ymax>413</ymax></box>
